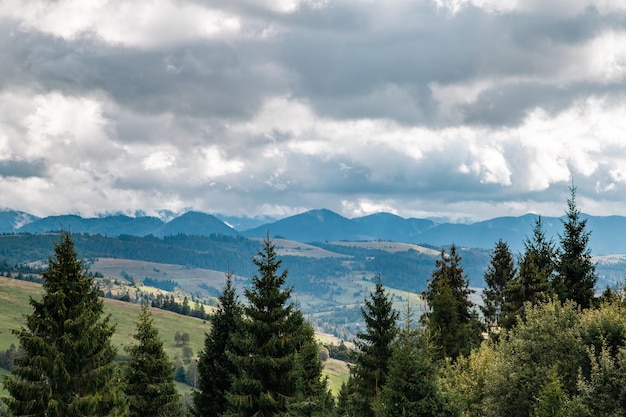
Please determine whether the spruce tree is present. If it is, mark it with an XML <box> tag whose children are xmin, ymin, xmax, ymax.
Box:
<box><xmin>124</xmin><ymin>305</ymin><xmax>181</xmax><ymax>417</ymax></box>
<box><xmin>348</xmin><ymin>276</ymin><xmax>399</xmax><ymax>417</ymax></box>
<box><xmin>503</xmin><ymin>216</ymin><xmax>555</xmax><ymax>329</ymax></box>
<box><xmin>481</xmin><ymin>240</ymin><xmax>515</xmax><ymax>329</ymax></box>
<box><xmin>227</xmin><ymin>237</ymin><xmax>304</xmax><ymax>417</ymax></box>
<box><xmin>287</xmin><ymin>323</ymin><xmax>334</xmax><ymax>417</ymax></box>
<box><xmin>377</xmin><ymin>304</ymin><xmax>452</xmax><ymax>417</ymax></box>
<box><xmin>194</xmin><ymin>271</ymin><xmax>242</xmax><ymax>417</ymax></box>
<box><xmin>554</xmin><ymin>186</ymin><xmax>597</xmax><ymax>309</ymax></box>
<box><xmin>2</xmin><ymin>232</ymin><xmax>125</xmax><ymax>416</ymax></box>
<box><xmin>423</xmin><ymin>245</ymin><xmax>481</xmax><ymax>360</ymax></box>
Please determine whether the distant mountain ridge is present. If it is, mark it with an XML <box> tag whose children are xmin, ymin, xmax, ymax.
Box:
<box><xmin>2</xmin><ymin>208</ymin><xmax>626</xmax><ymax>254</ymax></box>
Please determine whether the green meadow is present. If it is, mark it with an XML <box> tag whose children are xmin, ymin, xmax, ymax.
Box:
<box><xmin>0</xmin><ymin>276</ymin><xmax>207</xmax><ymax>360</ymax></box>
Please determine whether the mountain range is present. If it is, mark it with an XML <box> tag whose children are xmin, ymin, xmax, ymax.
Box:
<box><xmin>2</xmin><ymin>208</ymin><xmax>626</xmax><ymax>254</ymax></box>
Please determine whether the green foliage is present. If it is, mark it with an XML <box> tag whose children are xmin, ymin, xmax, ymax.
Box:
<box><xmin>554</xmin><ymin>186</ymin><xmax>598</xmax><ymax>309</ymax></box>
<box><xmin>572</xmin><ymin>344</ymin><xmax>624</xmax><ymax>417</ymax></box>
<box><xmin>347</xmin><ymin>276</ymin><xmax>399</xmax><ymax>417</ymax></box>
<box><xmin>287</xmin><ymin>324</ymin><xmax>334</xmax><ymax>417</ymax></box>
<box><xmin>481</xmin><ymin>240</ymin><xmax>515</xmax><ymax>329</ymax></box>
<box><xmin>194</xmin><ymin>272</ymin><xmax>242</xmax><ymax>417</ymax></box>
<box><xmin>227</xmin><ymin>237</ymin><xmax>304</xmax><ymax>417</ymax></box>
<box><xmin>326</xmin><ymin>341</ymin><xmax>354</xmax><ymax>363</ymax></box>
<box><xmin>124</xmin><ymin>305</ymin><xmax>182</xmax><ymax>417</ymax></box>
<box><xmin>533</xmin><ymin>366</ymin><xmax>569</xmax><ymax>417</ymax></box>
<box><xmin>443</xmin><ymin>296</ymin><xmax>626</xmax><ymax>417</ymax></box>
<box><xmin>440</xmin><ymin>343</ymin><xmax>496</xmax><ymax>417</ymax></box>
<box><xmin>376</xmin><ymin>304</ymin><xmax>454</xmax><ymax>417</ymax></box>
<box><xmin>336</xmin><ymin>377</ymin><xmax>359</xmax><ymax>417</ymax></box>
<box><xmin>2</xmin><ymin>232</ymin><xmax>125</xmax><ymax>416</ymax></box>
<box><xmin>485</xmin><ymin>299</ymin><xmax>582</xmax><ymax>417</ymax></box>
<box><xmin>0</xmin><ymin>344</ymin><xmax>19</xmax><ymax>371</ymax></box>
<box><xmin>503</xmin><ymin>216</ymin><xmax>556</xmax><ymax>329</ymax></box>
<box><xmin>423</xmin><ymin>246</ymin><xmax>482</xmax><ymax>360</ymax></box>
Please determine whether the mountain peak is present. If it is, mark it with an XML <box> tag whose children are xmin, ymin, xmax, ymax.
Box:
<box><xmin>155</xmin><ymin>211</ymin><xmax>235</xmax><ymax>237</ymax></box>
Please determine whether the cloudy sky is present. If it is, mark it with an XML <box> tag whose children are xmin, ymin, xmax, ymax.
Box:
<box><xmin>1</xmin><ymin>0</ymin><xmax>626</xmax><ymax>222</ymax></box>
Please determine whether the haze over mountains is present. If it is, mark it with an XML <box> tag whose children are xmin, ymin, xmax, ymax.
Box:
<box><xmin>2</xmin><ymin>208</ymin><xmax>626</xmax><ymax>255</ymax></box>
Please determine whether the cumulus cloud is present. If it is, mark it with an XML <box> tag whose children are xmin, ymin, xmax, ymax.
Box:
<box><xmin>0</xmin><ymin>0</ymin><xmax>242</xmax><ymax>49</ymax></box>
<box><xmin>1</xmin><ymin>0</ymin><xmax>626</xmax><ymax>221</ymax></box>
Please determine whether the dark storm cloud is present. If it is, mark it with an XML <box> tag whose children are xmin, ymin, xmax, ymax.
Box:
<box><xmin>273</xmin><ymin>3</ymin><xmax>626</xmax><ymax>126</ymax></box>
<box><xmin>2</xmin><ymin>31</ymin><xmax>289</xmax><ymax>122</ymax></box>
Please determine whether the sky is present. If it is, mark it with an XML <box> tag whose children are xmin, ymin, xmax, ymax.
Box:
<box><xmin>1</xmin><ymin>0</ymin><xmax>626</xmax><ymax>222</ymax></box>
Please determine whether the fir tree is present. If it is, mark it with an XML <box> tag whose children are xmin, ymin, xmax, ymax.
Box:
<box><xmin>348</xmin><ymin>276</ymin><xmax>399</xmax><ymax>417</ymax></box>
<box><xmin>194</xmin><ymin>271</ymin><xmax>242</xmax><ymax>417</ymax></box>
<box><xmin>481</xmin><ymin>240</ymin><xmax>516</xmax><ymax>329</ymax></box>
<box><xmin>227</xmin><ymin>237</ymin><xmax>304</xmax><ymax>417</ymax></box>
<box><xmin>124</xmin><ymin>305</ymin><xmax>181</xmax><ymax>417</ymax></box>
<box><xmin>2</xmin><ymin>232</ymin><xmax>125</xmax><ymax>416</ymax></box>
<box><xmin>423</xmin><ymin>245</ymin><xmax>481</xmax><ymax>360</ymax></box>
<box><xmin>287</xmin><ymin>323</ymin><xmax>334</xmax><ymax>417</ymax></box>
<box><xmin>336</xmin><ymin>377</ymin><xmax>360</xmax><ymax>417</ymax></box>
<box><xmin>503</xmin><ymin>216</ymin><xmax>555</xmax><ymax>329</ymax></box>
<box><xmin>377</xmin><ymin>303</ymin><xmax>452</xmax><ymax>417</ymax></box>
<box><xmin>554</xmin><ymin>186</ymin><xmax>597</xmax><ymax>309</ymax></box>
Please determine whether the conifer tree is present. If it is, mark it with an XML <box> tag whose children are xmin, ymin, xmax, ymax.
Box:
<box><xmin>227</xmin><ymin>237</ymin><xmax>304</xmax><ymax>417</ymax></box>
<box><xmin>336</xmin><ymin>379</ymin><xmax>357</xmax><ymax>417</ymax></box>
<box><xmin>124</xmin><ymin>305</ymin><xmax>181</xmax><ymax>417</ymax></box>
<box><xmin>503</xmin><ymin>216</ymin><xmax>555</xmax><ymax>329</ymax></box>
<box><xmin>554</xmin><ymin>186</ymin><xmax>597</xmax><ymax>309</ymax></box>
<box><xmin>423</xmin><ymin>245</ymin><xmax>481</xmax><ymax>360</ymax></box>
<box><xmin>481</xmin><ymin>240</ymin><xmax>515</xmax><ymax>329</ymax></box>
<box><xmin>194</xmin><ymin>271</ymin><xmax>242</xmax><ymax>417</ymax></box>
<box><xmin>287</xmin><ymin>323</ymin><xmax>334</xmax><ymax>417</ymax></box>
<box><xmin>2</xmin><ymin>232</ymin><xmax>125</xmax><ymax>416</ymax></box>
<box><xmin>377</xmin><ymin>304</ymin><xmax>453</xmax><ymax>417</ymax></box>
<box><xmin>348</xmin><ymin>276</ymin><xmax>399</xmax><ymax>417</ymax></box>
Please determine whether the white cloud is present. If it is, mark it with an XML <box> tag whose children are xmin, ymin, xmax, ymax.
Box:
<box><xmin>433</xmin><ymin>0</ymin><xmax>626</xmax><ymax>16</ymax></box>
<box><xmin>248</xmin><ymin>0</ymin><xmax>329</xmax><ymax>14</ymax></box>
<box><xmin>142</xmin><ymin>151</ymin><xmax>175</xmax><ymax>170</ymax></box>
<box><xmin>197</xmin><ymin>145</ymin><xmax>244</xmax><ymax>178</ymax></box>
<box><xmin>341</xmin><ymin>198</ymin><xmax>399</xmax><ymax>217</ymax></box>
<box><xmin>0</xmin><ymin>90</ymin><xmax>121</xmax><ymax>168</ymax></box>
<box><xmin>460</xmin><ymin>143</ymin><xmax>512</xmax><ymax>186</ymax></box>
<box><xmin>0</xmin><ymin>0</ymin><xmax>241</xmax><ymax>48</ymax></box>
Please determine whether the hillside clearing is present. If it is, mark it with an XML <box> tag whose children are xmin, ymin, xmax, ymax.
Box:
<box><xmin>90</xmin><ymin>258</ymin><xmax>234</xmax><ymax>296</ymax></box>
<box><xmin>330</xmin><ymin>240</ymin><xmax>440</xmax><ymax>255</ymax></box>
<box><xmin>0</xmin><ymin>276</ymin><xmax>208</xmax><ymax>358</ymax></box>
<box><xmin>250</xmin><ymin>238</ymin><xmax>349</xmax><ymax>258</ymax></box>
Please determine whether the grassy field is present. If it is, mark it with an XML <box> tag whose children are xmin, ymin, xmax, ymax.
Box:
<box><xmin>329</xmin><ymin>240</ymin><xmax>440</xmax><ymax>256</ymax></box>
<box><xmin>323</xmin><ymin>358</ymin><xmax>350</xmax><ymax>395</ymax></box>
<box><xmin>90</xmin><ymin>258</ymin><xmax>232</xmax><ymax>298</ymax></box>
<box><xmin>0</xmin><ymin>277</ymin><xmax>208</xmax><ymax>359</ymax></box>
<box><xmin>251</xmin><ymin>238</ymin><xmax>349</xmax><ymax>259</ymax></box>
